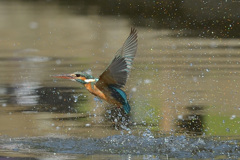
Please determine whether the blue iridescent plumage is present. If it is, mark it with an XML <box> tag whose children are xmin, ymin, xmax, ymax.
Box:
<box><xmin>109</xmin><ymin>86</ymin><xmax>131</xmax><ymax>114</ymax></box>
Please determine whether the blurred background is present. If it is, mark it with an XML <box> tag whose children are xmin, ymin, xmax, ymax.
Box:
<box><xmin>0</xmin><ymin>0</ymin><xmax>240</xmax><ymax>159</ymax></box>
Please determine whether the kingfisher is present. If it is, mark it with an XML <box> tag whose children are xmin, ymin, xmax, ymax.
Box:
<box><xmin>54</xmin><ymin>28</ymin><xmax>138</xmax><ymax>114</ymax></box>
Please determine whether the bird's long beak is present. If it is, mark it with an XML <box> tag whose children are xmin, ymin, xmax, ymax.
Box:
<box><xmin>52</xmin><ymin>74</ymin><xmax>74</xmax><ymax>79</ymax></box>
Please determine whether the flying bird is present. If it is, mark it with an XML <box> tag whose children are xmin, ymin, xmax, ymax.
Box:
<box><xmin>54</xmin><ymin>28</ymin><xmax>138</xmax><ymax>114</ymax></box>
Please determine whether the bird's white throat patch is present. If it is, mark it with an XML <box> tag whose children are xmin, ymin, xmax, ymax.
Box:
<box><xmin>84</xmin><ymin>79</ymin><xmax>96</xmax><ymax>83</ymax></box>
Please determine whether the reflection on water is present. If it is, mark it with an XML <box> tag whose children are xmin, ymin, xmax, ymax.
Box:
<box><xmin>176</xmin><ymin>105</ymin><xmax>204</xmax><ymax>135</ymax></box>
<box><xmin>13</xmin><ymin>82</ymin><xmax>41</xmax><ymax>106</ymax></box>
<box><xmin>2</xmin><ymin>85</ymin><xmax>86</xmax><ymax>112</ymax></box>
<box><xmin>0</xmin><ymin>1</ymin><xmax>240</xmax><ymax>159</ymax></box>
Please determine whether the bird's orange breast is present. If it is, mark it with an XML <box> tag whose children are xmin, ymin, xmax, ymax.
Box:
<box><xmin>84</xmin><ymin>83</ymin><xmax>122</xmax><ymax>106</ymax></box>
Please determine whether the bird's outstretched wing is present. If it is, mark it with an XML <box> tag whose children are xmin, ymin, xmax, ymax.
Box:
<box><xmin>96</xmin><ymin>28</ymin><xmax>138</xmax><ymax>89</ymax></box>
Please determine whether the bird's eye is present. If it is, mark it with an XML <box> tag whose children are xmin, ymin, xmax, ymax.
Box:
<box><xmin>75</xmin><ymin>74</ymin><xmax>81</xmax><ymax>77</ymax></box>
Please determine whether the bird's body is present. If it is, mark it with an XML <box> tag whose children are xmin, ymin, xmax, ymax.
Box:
<box><xmin>84</xmin><ymin>82</ymin><xmax>121</xmax><ymax>106</ymax></box>
<box><xmin>54</xmin><ymin>28</ymin><xmax>138</xmax><ymax>114</ymax></box>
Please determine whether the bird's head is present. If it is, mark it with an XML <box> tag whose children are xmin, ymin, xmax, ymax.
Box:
<box><xmin>54</xmin><ymin>71</ymin><xmax>98</xmax><ymax>84</ymax></box>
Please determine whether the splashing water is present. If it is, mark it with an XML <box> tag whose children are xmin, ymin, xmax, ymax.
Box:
<box><xmin>0</xmin><ymin>135</ymin><xmax>239</xmax><ymax>159</ymax></box>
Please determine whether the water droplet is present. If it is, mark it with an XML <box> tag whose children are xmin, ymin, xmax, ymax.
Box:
<box><xmin>193</xmin><ymin>77</ymin><xmax>198</xmax><ymax>82</ymax></box>
<box><xmin>73</xmin><ymin>95</ymin><xmax>79</xmax><ymax>102</ymax></box>
<box><xmin>178</xmin><ymin>115</ymin><xmax>183</xmax><ymax>119</ymax></box>
<box><xmin>131</xmin><ymin>87</ymin><xmax>137</xmax><ymax>92</ymax></box>
<box><xmin>29</xmin><ymin>21</ymin><xmax>38</xmax><ymax>29</ymax></box>
<box><xmin>144</xmin><ymin>79</ymin><xmax>152</xmax><ymax>84</ymax></box>
<box><xmin>55</xmin><ymin>59</ymin><xmax>61</xmax><ymax>65</ymax></box>
<box><xmin>230</xmin><ymin>115</ymin><xmax>236</xmax><ymax>120</ymax></box>
<box><xmin>85</xmin><ymin>124</ymin><xmax>91</xmax><ymax>127</ymax></box>
<box><xmin>164</xmin><ymin>137</ymin><xmax>169</xmax><ymax>143</ymax></box>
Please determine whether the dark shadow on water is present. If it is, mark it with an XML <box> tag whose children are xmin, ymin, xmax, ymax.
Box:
<box><xmin>0</xmin><ymin>157</ymin><xmax>37</xmax><ymax>160</ymax></box>
<box><xmin>0</xmin><ymin>85</ymin><xmax>87</xmax><ymax>113</ymax></box>
<box><xmin>176</xmin><ymin>105</ymin><xmax>205</xmax><ymax>135</ymax></box>
<box><xmin>16</xmin><ymin>0</ymin><xmax>240</xmax><ymax>38</ymax></box>
<box><xmin>37</xmin><ymin>87</ymin><xmax>87</xmax><ymax>113</ymax></box>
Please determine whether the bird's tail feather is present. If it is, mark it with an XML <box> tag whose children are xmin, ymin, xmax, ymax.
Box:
<box><xmin>109</xmin><ymin>86</ymin><xmax>131</xmax><ymax>114</ymax></box>
<box><xmin>123</xmin><ymin>102</ymin><xmax>131</xmax><ymax>114</ymax></box>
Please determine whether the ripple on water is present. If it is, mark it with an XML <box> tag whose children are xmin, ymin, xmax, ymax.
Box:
<box><xmin>0</xmin><ymin>135</ymin><xmax>239</xmax><ymax>159</ymax></box>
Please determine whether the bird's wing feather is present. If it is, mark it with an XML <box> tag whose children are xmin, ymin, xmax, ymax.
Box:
<box><xmin>96</xmin><ymin>28</ymin><xmax>138</xmax><ymax>89</ymax></box>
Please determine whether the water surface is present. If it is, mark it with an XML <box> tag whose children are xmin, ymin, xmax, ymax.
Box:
<box><xmin>0</xmin><ymin>1</ymin><xmax>239</xmax><ymax>159</ymax></box>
